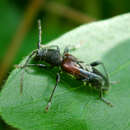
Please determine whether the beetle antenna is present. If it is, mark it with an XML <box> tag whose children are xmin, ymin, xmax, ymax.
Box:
<box><xmin>38</xmin><ymin>19</ymin><xmax>42</xmax><ymax>49</ymax></box>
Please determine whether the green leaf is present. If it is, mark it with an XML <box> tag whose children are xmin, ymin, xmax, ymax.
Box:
<box><xmin>0</xmin><ymin>13</ymin><xmax>130</xmax><ymax>130</ymax></box>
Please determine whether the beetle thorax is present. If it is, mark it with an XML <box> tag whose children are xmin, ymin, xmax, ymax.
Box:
<box><xmin>36</xmin><ymin>48</ymin><xmax>63</xmax><ymax>66</ymax></box>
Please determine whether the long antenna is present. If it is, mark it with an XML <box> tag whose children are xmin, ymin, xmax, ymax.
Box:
<box><xmin>38</xmin><ymin>19</ymin><xmax>42</xmax><ymax>49</ymax></box>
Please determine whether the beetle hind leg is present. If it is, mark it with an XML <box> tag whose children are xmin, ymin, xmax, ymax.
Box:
<box><xmin>99</xmin><ymin>88</ymin><xmax>113</xmax><ymax>107</ymax></box>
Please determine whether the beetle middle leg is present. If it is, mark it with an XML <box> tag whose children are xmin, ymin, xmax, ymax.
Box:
<box><xmin>45</xmin><ymin>72</ymin><xmax>61</xmax><ymax>112</ymax></box>
<box><xmin>22</xmin><ymin>64</ymin><xmax>47</xmax><ymax>68</ymax></box>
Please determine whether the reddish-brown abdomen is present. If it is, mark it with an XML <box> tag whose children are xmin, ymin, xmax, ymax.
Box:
<box><xmin>62</xmin><ymin>55</ymin><xmax>80</xmax><ymax>76</ymax></box>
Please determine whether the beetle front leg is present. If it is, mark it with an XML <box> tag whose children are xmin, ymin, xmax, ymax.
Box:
<box><xmin>45</xmin><ymin>72</ymin><xmax>61</xmax><ymax>112</ymax></box>
<box><xmin>15</xmin><ymin>50</ymin><xmax>37</xmax><ymax>69</ymax></box>
<box><xmin>17</xmin><ymin>63</ymin><xmax>48</xmax><ymax>93</ymax></box>
<box><xmin>15</xmin><ymin>50</ymin><xmax>37</xmax><ymax>93</ymax></box>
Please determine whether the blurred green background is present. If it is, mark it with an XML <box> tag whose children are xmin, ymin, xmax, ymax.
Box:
<box><xmin>0</xmin><ymin>0</ymin><xmax>129</xmax><ymax>129</ymax></box>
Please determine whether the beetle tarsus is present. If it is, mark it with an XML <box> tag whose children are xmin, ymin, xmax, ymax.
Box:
<box><xmin>45</xmin><ymin>102</ymin><xmax>51</xmax><ymax>112</ymax></box>
<box><xmin>45</xmin><ymin>73</ymin><xmax>60</xmax><ymax>111</ymax></box>
<box><xmin>100</xmin><ymin>97</ymin><xmax>113</xmax><ymax>107</ymax></box>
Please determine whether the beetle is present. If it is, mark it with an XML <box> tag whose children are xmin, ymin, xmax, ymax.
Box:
<box><xmin>16</xmin><ymin>20</ymin><xmax>113</xmax><ymax>112</ymax></box>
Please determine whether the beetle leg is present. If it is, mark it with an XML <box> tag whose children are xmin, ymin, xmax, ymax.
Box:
<box><xmin>47</xmin><ymin>45</ymin><xmax>60</xmax><ymax>51</ymax></box>
<box><xmin>24</xmin><ymin>50</ymin><xmax>37</xmax><ymax>66</ymax></box>
<box><xmin>63</xmin><ymin>45</ymin><xmax>81</xmax><ymax>54</ymax></box>
<box><xmin>16</xmin><ymin>63</ymin><xmax>47</xmax><ymax>69</ymax></box>
<box><xmin>41</xmin><ymin>45</ymin><xmax>60</xmax><ymax>51</ymax></box>
<box><xmin>90</xmin><ymin>61</ymin><xmax>109</xmax><ymax>80</ymax></box>
<box><xmin>15</xmin><ymin>50</ymin><xmax>37</xmax><ymax>93</ymax></box>
<box><xmin>99</xmin><ymin>87</ymin><xmax>113</xmax><ymax>107</ymax></box>
<box><xmin>64</xmin><ymin>42</ymin><xmax>82</xmax><ymax>53</ymax></box>
<box><xmin>110</xmin><ymin>81</ymin><xmax>119</xmax><ymax>85</ymax></box>
<box><xmin>82</xmin><ymin>77</ymin><xmax>90</xmax><ymax>82</ymax></box>
<box><xmin>45</xmin><ymin>72</ymin><xmax>60</xmax><ymax>112</ymax></box>
<box><xmin>22</xmin><ymin>64</ymin><xmax>47</xmax><ymax>68</ymax></box>
<box><xmin>17</xmin><ymin>63</ymin><xmax>49</xmax><ymax>93</ymax></box>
